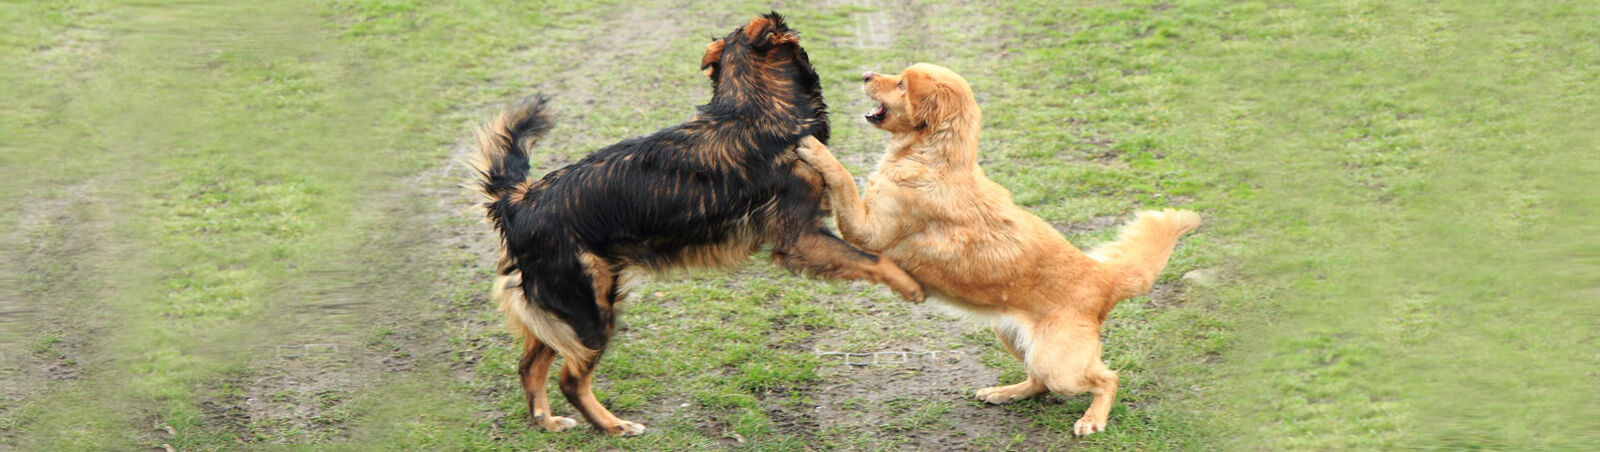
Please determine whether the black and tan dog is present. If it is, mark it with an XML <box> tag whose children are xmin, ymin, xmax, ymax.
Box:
<box><xmin>467</xmin><ymin>13</ymin><xmax>922</xmax><ymax>436</ymax></box>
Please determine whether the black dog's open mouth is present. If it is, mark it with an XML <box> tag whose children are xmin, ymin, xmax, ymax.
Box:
<box><xmin>864</xmin><ymin>103</ymin><xmax>887</xmax><ymax>124</ymax></box>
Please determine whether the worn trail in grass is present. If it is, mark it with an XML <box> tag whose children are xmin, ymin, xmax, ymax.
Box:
<box><xmin>0</xmin><ymin>0</ymin><xmax>486</xmax><ymax>448</ymax></box>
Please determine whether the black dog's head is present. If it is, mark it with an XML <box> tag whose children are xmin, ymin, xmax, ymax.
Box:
<box><xmin>699</xmin><ymin>12</ymin><xmax>828</xmax><ymax>143</ymax></box>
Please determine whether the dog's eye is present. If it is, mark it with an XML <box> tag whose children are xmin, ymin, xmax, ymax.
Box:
<box><xmin>897</xmin><ymin>80</ymin><xmax>905</xmax><ymax>90</ymax></box>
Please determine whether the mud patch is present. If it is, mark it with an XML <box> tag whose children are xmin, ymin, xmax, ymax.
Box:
<box><xmin>0</xmin><ymin>182</ymin><xmax>114</xmax><ymax>440</ymax></box>
<box><xmin>198</xmin><ymin>351</ymin><xmax>361</xmax><ymax>444</ymax></box>
<box><xmin>763</xmin><ymin>301</ymin><xmax>1059</xmax><ymax>449</ymax></box>
<box><xmin>1053</xmin><ymin>214</ymin><xmax>1122</xmax><ymax>235</ymax></box>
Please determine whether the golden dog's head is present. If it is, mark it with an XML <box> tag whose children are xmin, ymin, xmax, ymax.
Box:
<box><xmin>860</xmin><ymin>63</ymin><xmax>978</xmax><ymax>134</ymax></box>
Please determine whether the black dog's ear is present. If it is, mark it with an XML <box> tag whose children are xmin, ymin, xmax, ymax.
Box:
<box><xmin>700</xmin><ymin>38</ymin><xmax>725</xmax><ymax>78</ymax></box>
<box><xmin>741</xmin><ymin>16</ymin><xmax>770</xmax><ymax>43</ymax></box>
<box><xmin>762</xmin><ymin>11</ymin><xmax>788</xmax><ymax>32</ymax></box>
<box><xmin>741</xmin><ymin>12</ymin><xmax>797</xmax><ymax>49</ymax></box>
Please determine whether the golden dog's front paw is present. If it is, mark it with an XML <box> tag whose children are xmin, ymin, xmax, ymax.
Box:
<box><xmin>874</xmin><ymin>258</ymin><xmax>924</xmax><ymax>303</ymax></box>
<box><xmin>797</xmin><ymin>135</ymin><xmax>824</xmax><ymax>149</ymax></box>
<box><xmin>1072</xmin><ymin>414</ymin><xmax>1106</xmax><ymax>436</ymax></box>
<box><xmin>794</xmin><ymin>136</ymin><xmax>834</xmax><ymax>165</ymax></box>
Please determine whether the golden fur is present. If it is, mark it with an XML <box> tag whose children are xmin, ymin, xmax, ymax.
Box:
<box><xmin>796</xmin><ymin>63</ymin><xmax>1201</xmax><ymax>436</ymax></box>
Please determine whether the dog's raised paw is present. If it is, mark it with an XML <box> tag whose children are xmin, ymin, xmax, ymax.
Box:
<box><xmin>797</xmin><ymin>135</ymin><xmax>824</xmax><ymax>150</ymax></box>
<box><xmin>794</xmin><ymin>136</ymin><xmax>830</xmax><ymax>162</ymax></box>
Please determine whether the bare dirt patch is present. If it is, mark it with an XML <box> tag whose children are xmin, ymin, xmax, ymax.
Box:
<box><xmin>185</xmin><ymin>147</ymin><xmax>494</xmax><ymax>443</ymax></box>
<box><xmin>767</xmin><ymin>301</ymin><xmax>1059</xmax><ymax>450</ymax></box>
<box><xmin>1052</xmin><ymin>214</ymin><xmax>1122</xmax><ymax>235</ymax></box>
<box><xmin>197</xmin><ymin>351</ymin><xmax>361</xmax><ymax>444</ymax></box>
<box><xmin>1</xmin><ymin>182</ymin><xmax>115</xmax><ymax>440</ymax></box>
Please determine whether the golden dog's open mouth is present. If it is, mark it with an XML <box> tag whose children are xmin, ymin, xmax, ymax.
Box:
<box><xmin>864</xmin><ymin>103</ymin><xmax>887</xmax><ymax>124</ymax></box>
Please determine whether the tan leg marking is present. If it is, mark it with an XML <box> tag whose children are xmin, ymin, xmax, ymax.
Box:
<box><xmin>559</xmin><ymin>362</ymin><xmax>645</xmax><ymax>436</ymax></box>
<box><xmin>519</xmin><ymin>336</ymin><xmax>577</xmax><ymax>431</ymax></box>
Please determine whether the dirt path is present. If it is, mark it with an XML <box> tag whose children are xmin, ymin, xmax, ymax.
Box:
<box><xmin>0</xmin><ymin>4</ymin><xmax>145</xmax><ymax>444</ymax></box>
<box><xmin>0</xmin><ymin>183</ymin><xmax>117</xmax><ymax>442</ymax></box>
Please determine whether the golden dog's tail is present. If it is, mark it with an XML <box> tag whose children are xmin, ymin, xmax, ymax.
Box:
<box><xmin>1089</xmin><ymin>209</ymin><xmax>1202</xmax><ymax>301</ymax></box>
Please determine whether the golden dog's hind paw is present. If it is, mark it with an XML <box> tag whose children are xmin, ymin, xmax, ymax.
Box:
<box><xmin>535</xmin><ymin>415</ymin><xmax>578</xmax><ymax>432</ymax></box>
<box><xmin>975</xmin><ymin>386</ymin><xmax>1023</xmax><ymax>404</ymax></box>
<box><xmin>606</xmin><ymin>420</ymin><xmax>647</xmax><ymax>437</ymax></box>
<box><xmin>976</xmin><ymin>380</ymin><xmax>1047</xmax><ymax>404</ymax></box>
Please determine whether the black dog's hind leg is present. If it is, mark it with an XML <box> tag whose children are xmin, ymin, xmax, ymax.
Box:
<box><xmin>769</xmin><ymin>155</ymin><xmax>924</xmax><ymax>302</ymax></box>
<box><xmin>549</xmin><ymin>255</ymin><xmax>645</xmax><ymax>436</ymax></box>
<box><xmin>771</xmin><ymin>228</ymin><xmax>924</xmax><ymax>302</ymax></box>
<box><xmin>518</xmin><ymin>335</ymin><xmax>578</xmax><ymax>431</ymax></box>
<box><xmin>556</xmin><ymin>315</ymin><xmax>646</xmax><ymax>437</ymax></box>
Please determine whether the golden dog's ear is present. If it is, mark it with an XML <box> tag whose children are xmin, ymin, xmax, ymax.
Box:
<box><xmin>700</xmin><ymin>38</ymin><xmax>724</xmax><ymax>77</ymax></box>
<box><xmin>907</xmin><ymin>72</ymin><xmax>962</xmax><ymax>127</ymax></box>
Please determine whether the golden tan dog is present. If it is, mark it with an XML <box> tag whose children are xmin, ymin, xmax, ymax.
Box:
<box><xmin>796</xmin><ymin>63</ymin><xmax>1200</xmax><ymax>436</ymax></box>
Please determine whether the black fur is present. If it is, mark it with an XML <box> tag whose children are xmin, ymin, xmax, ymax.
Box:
<box><xmin>474</xmin><ymin>12</ymin><xmax>840</xmax><ymax>349</ymax></box>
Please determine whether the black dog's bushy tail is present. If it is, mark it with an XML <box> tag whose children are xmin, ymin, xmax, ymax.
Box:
<box><xmin>467</xmin><ymin>95</ymin><xmax>553</xmax><ymax>224</ymax></box>
<box><xmin>468</xmin><ymin>96</ymin><xmax>602</xmax><ymax>368</ymax></box>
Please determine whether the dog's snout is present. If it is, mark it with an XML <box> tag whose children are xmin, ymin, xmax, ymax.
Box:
<box><xmin>862</xmin><ymin>71</ymin><xmax>875</xmax><ymax>82</ymax></box>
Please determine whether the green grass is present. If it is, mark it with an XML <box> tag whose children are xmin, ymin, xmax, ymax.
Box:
<box><xmin>2</xmin><ymin>0</ymin><xmax>1595</xmax><ymax>450</ymax></box>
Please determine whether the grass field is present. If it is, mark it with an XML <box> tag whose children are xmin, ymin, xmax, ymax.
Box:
<box><xmin>2</xmin><ymin>0</ymin><xmax>1595</xmax><ymax>450</ymax></box>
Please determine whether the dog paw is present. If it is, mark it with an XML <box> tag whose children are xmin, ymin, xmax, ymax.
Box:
<box><xmin>797</xmin><ymin>135</ymin><xmax>824</xmax><ymax>149</ymax></box>
<box><xmin>1072</xmin><ymin>415</ymin><xmax>1106</xmax><ymax>436</ymax></box>
<box><xmin>975</xmin><ymin>386</ymin><xmax>1023</xmax><ymax>404</ymax></box>
<box><xmin>794</xmin><ymin>136</ymin><xmax>832</xmax><ymax>164</ymax></box>
<box><xmin>896</xmin><ymin>285</ymin><xmax>925</xmax><ymax>303</ymax></box>
<box><xmin>535</xmin><ymin>415</ymin><xmax>578</xmax><ymax>432</ymax></box>
<box><xmin>879</xmin><ymin>269</ymin><xmax>923</xmax><ymax>303</ymax></box>
<box><xmin>606</xmin><ymin>420</ymin><xmax>647</xmax><ymax>437</ymax></box>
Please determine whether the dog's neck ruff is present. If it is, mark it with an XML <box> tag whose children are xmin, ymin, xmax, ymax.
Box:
<box><xmin>887</xmin><ymin>119</ymin><xmax>981</xmax><ymax>172</ymax></box>
<box><xmin>701</xmin><ymin>45</ymin><xmax>826</xmax><ymax>143</ymax></box>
